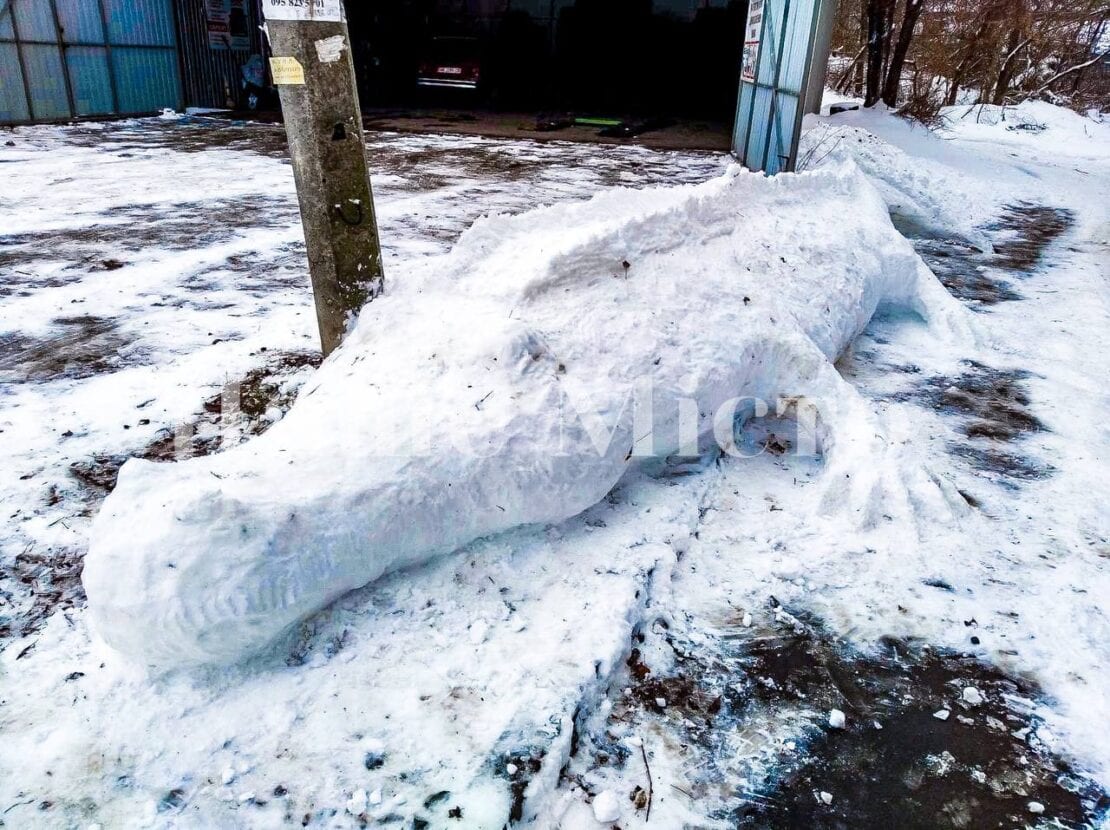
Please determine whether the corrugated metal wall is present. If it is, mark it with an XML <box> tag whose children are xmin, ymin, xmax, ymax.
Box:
<box><xmin>0</xmin><ymin>0</ymin><xmax>182</xmax><ymax>123</ymax></box>
<box><xmin>733</xmin><ymin>0</ymin><xmax>823</xmax><ymax>174</ymax></box>
<box><xmin>174</xmin><ymin>0</ymin><xmax>265</xmax><ymax>110</ymax></box>
<box><xmin>0</xmin><ymin>0</ymin><xmax>266</xmax><ymax>124</ymax></box>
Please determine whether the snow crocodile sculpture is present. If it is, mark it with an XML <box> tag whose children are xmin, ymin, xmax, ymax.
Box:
<box><xmin>83</xmin><ymin>162</ymin><xmax>974</xmax><ymax>667</ymax></box>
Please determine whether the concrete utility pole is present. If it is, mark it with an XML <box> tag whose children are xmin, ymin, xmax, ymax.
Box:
<box><xmin>262</xmin><ymin>0</ymin><xmax>383</xmax><ymax>356</ymax></box>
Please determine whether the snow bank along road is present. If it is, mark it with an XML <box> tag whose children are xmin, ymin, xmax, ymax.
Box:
<box><xmin>2</xmin><ymin>104</ymin><xmax>1110</xmax><ymax>827</ymax></box>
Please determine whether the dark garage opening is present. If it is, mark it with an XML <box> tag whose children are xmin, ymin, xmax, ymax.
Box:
<box><xmin>343</xmin><ymin>0</ymin><xmax>748</xmax><ymax>124</ymax></box>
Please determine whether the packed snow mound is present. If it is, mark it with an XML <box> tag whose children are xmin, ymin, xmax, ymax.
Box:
<box><xmin>83</xmin><ymin>162</ymin><xmax>973</xmax><ymax>667</ymax></box>
<box><xmin>800</xmin><ymin>115</ymin><xmax>1003</xmax><ymax>248</ymax></box>
<box><xmin>940</xmin><ymin>100</ymin><xmax>1110</xmax><ymax>160</ymax></box>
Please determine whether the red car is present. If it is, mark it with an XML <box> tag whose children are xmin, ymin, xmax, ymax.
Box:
<box><xmin>417</xmin><ymin>36</ymin><xmax>481</xmax><ymax>91</ymax></box>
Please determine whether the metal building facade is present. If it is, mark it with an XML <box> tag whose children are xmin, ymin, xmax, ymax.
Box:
<box><xmin>0</xmin><ymin>0</ymin><xmax>265</xmax><ymax>124</ymax></box>
<box><xmin>732</xmin><ymin>0</ymin><xmax>833</xmax><ymax>174</ymax></box>
<box><xmin>174</xmin><ymin>0</ymin><xmax>265</xmax><ymax>111</ymax></box>
<box><xmin>0</xmin><ymin>0</ymin><xmax>183</xmax><ymax>123</ymax></box>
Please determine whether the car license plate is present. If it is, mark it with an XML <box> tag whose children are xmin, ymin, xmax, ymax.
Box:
<box><xmin>438</xmin><ymin>66</ymin><xmax>463</xmax><ymax>75</ymax></box>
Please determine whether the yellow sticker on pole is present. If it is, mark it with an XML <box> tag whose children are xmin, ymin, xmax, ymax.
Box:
<box><xmin>269</xmin><ymin>56</ymin><xmax>305</xmax><ymax>85</ymax></box>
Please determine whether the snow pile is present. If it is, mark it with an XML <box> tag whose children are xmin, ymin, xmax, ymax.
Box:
<box><xmin>801</xmin><ymin>111</ymin><xmax>1009</xmax><ymax>247</ymax></box>
<box><xmin>83</xmin><ymin>162</ymin><xmax>973</xmax><ymax>667</ymax></box>
<box><xmin>940</xmin><ymin>100</ymin><xmax>1110</xmax><ymax>161</ymax></box>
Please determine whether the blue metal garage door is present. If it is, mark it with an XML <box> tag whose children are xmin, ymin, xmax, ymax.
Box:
<box><xmin>732</xmin><ymin>0</ymin><xmax>823</xmax><ymax>174</ymax></box>
<box><xmin>0</xmin><ymin>0</ymin><xmax>182</xmax><ymax>124</ymax></box>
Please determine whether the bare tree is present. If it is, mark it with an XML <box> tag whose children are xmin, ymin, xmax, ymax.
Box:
<box><xmin>865</xmin><ymin>0</ymin><xmax>893</xmax><ymax>105</ymax></box>
<box><xmin>882</xmin><ymin>0</ymin><xmax>926</xmax><ymax>106</ymax></box>
<box><xmin>832</xmin><ymin>0</ymin><xmax>1110</xmax><ymax>116</ymax></box>
<box><xmin>992</xmin><ymin>25</ymin><xmax>1033</xmax><ymax>105</ymax></box>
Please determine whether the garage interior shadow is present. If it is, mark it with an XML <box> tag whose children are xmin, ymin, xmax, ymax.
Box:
<box><xmin>343</xmin><ymin>0</ymin><xmax>748</xmax><ymax>124</ymax></box>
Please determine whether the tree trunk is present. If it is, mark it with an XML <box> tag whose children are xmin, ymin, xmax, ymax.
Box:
<box><xmin>856</xmin><ymin>0</ymin><xmax>868</xmax><ymax>97</ymax></box>
<box><xmin>864</xmin><ymin>0</ymin><xmax>889</xmax><ymax>106</ymax></box>
<box><xmin>991</xmin><ymin>27</ymin><xmax>1024</xmax><ymax>105</ymax></box>
<box><xmin>1071</xmin><ymin>12</ymin><xmax>1108</xmax><ymax>95</ymax></box>
<box><xmin>946</xmin><ymin>18</ymin><xmax>992</xmax><ymax>107</ymax></box>
<box><xmin>881</xmin><ymin>0</ymin><xmax>924</xmax><ymax>107</ymax></box>
<box><xmin>946</xmin><ymin>79</ymin><xmax>960</xmax><ymax>107</ymax></box>
<box><xmin>880</xmin><ymin>0</ymin><xmax>897</xmax><ymax>80</ymax></box>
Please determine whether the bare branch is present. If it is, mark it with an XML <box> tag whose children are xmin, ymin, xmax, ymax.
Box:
<box><xmin>1031</xmin><ymin>47</ymin><xmax>1110</xmax><ymax>96</ymax></box>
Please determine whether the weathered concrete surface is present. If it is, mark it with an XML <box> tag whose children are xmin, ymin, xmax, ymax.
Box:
<box><xmin>267</xmin><ymin>19</ymin><xmax>384</xmax><ymax>354</ymax></box>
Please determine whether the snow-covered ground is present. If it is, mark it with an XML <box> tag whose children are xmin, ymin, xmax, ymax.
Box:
<box><xmin>1</xmin><ymin>101</ymin><xmax>1108</xmax><ymax>828</ymax></box>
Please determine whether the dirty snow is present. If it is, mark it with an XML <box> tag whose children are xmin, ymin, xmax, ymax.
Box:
<box><xmin>83</xmin><ymin>158</ymin><xmax>970</xmax><ymax>667</ymax></box>
<box><xmin>1</xmin><ymin>102</ymin><xmax>1109</xmax><ymax>829</ymax></box>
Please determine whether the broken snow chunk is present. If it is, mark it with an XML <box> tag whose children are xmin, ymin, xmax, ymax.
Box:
<box><xmin>934</xmin><ymin>709</ymin><xmax>951</xmax><ymax>721</ymax></box>
<box><xmin>873</xmin><ymin>720</ymin><xmax>883</xmax><ymax>730</ymax></box>
<box><xmin>592</xmin><ymin>790</ymin><xmax>621</xmax><ymax>824</ymax></box>
<box><xmin>469</xmin><ymin>620</ymin><xmax>489</xmax><ymax>644</ymax></box>
<box><xmin>1028</xmin><ymin>801</ymin><xmax>1045</xmax><ymax>814</ymax></box>
<box><xmin>741</xmin><ymin>612</ymin><xmax>753</xmax><ymax>628</ymax></box>
<box><xmin>506</xmin><ymin>763</ymin><xmax>518</xmax><ymax>775</ymax></box>
<box><xmin>926</xmin><ymin>751</ymin><xmax>957</xmax><ymax>775</ymax></box>
<box><xmin>820</xmin><ymin>791</ymin><xmax>833</xmax><ymax>805</ymax></box>
<box><xmin>369</xmin><ymin>788</ymin><xmax>382</xmax><ymax>806</ymax></box>
<box><xmin>221</xmin><ymin>766</ymin><xmax>236</xmax><ymax>785</ymax></box>
<box><xmin>828</xmin><ymin>709</ymin><xmax>846</xmax><ymax>729</ymax></box>
<box><xmin>962</xmin><ymin>686</ymin><xmax>984</xmax><ymax>706</ymax></box>
<box><xmin>346</xmin><ymin>789</ymin><xmax>368</xmax><ymax>815</ymax></box>
<box><xmin>655</xmin><ymin>697</ymin><xmax>667</xmax><ymax>708</ymax></box>
<box><xmin>237</xmin><ymin>791</ymin><xmax>256</xmax><ymax>804</ymax></box>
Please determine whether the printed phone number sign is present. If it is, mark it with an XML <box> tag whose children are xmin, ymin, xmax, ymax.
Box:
<box><xmin>741</xmin><ymin>0</ymin><xmax>763</xmax><ymax>82</ymax></box>
<box><xmin>261</xmin><ymin>0</ymin><xmax>344</xmax><ymax>22</ymax></box>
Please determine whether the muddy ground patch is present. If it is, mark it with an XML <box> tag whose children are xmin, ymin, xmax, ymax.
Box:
<box><xmin>567</xmin><ymin>603</ymin><xmax>1107</xmax><ymax>828</ymax></box>
<box><xmin>66</xmin><ymin>350</ymin><xmax>321</xmax><ymax>501</ymax></box>
<box><xmin>52</xmin><ymin>118</ymin><xmax>290</xmax><ymax>159</ymax></box>
<box><xmin>0</xmin><ymin>195</ymin><xmax>298</xmax><ymax>274</ymax></box>
<box><xmin>0</xmin><ymin>315</ymin><xmax>144</xmax><ymax>383</ymax></box>
<box><xmin>0</xmin><ymin>547</ymin><xmax>84</xmax><ymax>646</ymax></box>
<box><xmin>893</xmin><ymin>203</ymin><xmax>1075</xmax><ymax>308</ymax></box>
<box><xmin>987</xmin><ymin>204</ymin><xmax>1075</xmax><ymax>273</ymax></box>
<box><xmin>893</xmin><ymin>360</ymin><xmax>1052</xmax><ymax>483</ymax></box>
